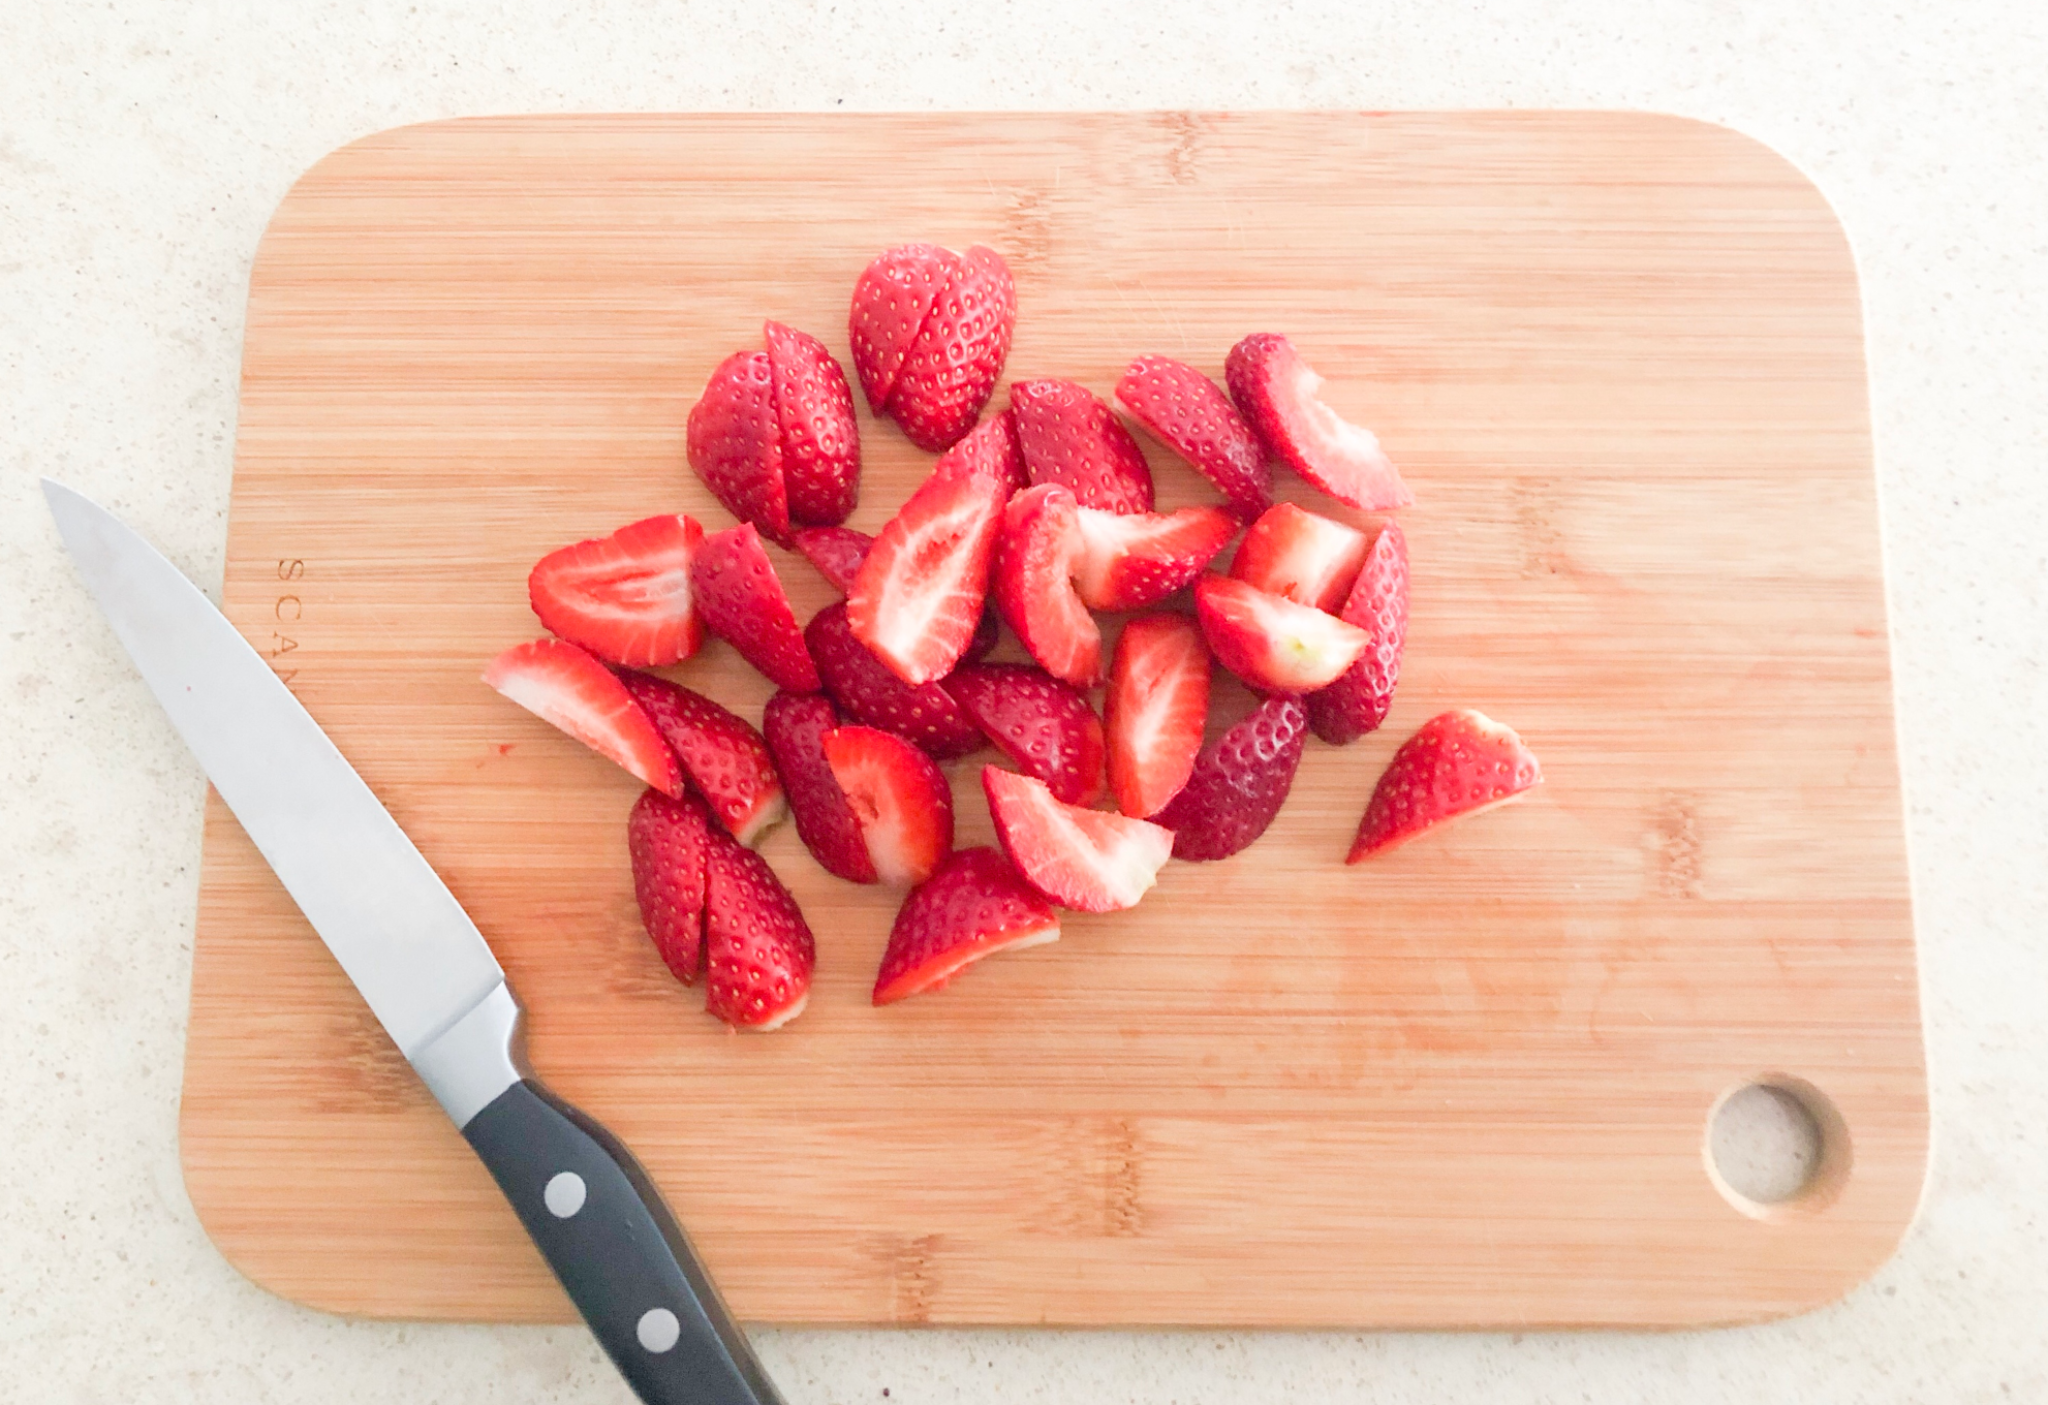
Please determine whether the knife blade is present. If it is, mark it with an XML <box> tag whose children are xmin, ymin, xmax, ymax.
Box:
<box><xmin>46</xmin><ymin>480</ymin><xmax>783</xmax><ymax>1405</ymax></box>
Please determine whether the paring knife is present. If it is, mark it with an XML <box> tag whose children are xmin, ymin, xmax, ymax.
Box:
<box><xmin>45</xmin><ymin>481</ymin><xmax>784</xmax><ymax>1405</ymax></box>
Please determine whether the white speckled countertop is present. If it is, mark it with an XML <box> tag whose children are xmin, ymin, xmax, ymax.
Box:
<box><xmin>4</xmin><ymin>2</ymin><xmax>2043</xmax><ymax>1400</ymax></box>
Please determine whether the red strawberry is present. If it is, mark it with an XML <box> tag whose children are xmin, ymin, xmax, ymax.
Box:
<box><xmin>1115</xmin><ymin>355</ymin><xmax>1271</xmax><ymax>520</ymax></box>
<box><xmin>764</xmin><ymin>320</ymin><xmax>860</xmax><ymax>528</ymax></box>
<box><xmin>616</xmin><ymin>669</ymin><xmax>787</xmax><ymax>845</ymax></box>
<box><xmin>887</xmin><ymin>245</ymin><xmax>1017</xmax><ymax>451</ymax></box>
<box><xmin>991</xmin><ymin>484</ymin><xmax>1101</xmax><ymax>688</ymax></box>
<box><xmin>1348</xmin><ymin>709</ymin><xmax>1541</xmax><ymax>861</ymax></box>
<box><xmin>872</xmin><ymin>847</ymin><xmax>1060</xmax><ymax>1006</ymax></box>
<box><xmin>689</xmin><ymin>523</ymin><xmax>821</xmax><ymax>693</ymax></box>
<box><xmin>932</xmin><ymin>407</ymin><xmax>1028</xmax><ymax>497</ymax></box>
<box><xmin>945</xmin><ymin>664</ymin><xmax>1106</xmax><ymax>806</ymax></box>
<box><xmin>1071</xmin><ymin>504</ymin><xmax>1238</xmax><ymax>611</ymax></box>
<box><xmin>702</xmin><ymin>827</ymin><xmax>814</xmax><ymax>1030</ymax></box>
<box><xmin>483</xmin><ymin>640</ymin><xmax>681</xmax><ymax>796</ymax></box>
<box><xmin>527</xmin><ymin>514</ymin><xmax>704</xmax><ymax>668</ymax></box>
<box><xmin>1307</xmin><ymin>521</ymin><xmax>1409</xmax><ymax>744</ymax></box>
<box><xmin>1104</xmin><ymin>614</ymin><xmax>1210</xmax><ymax>818</ymax></box>
<box><xmin>1228</xmin><ymin>502</ymin><xmax>1372</xmax><ymax>614</ymax></box>
<box><xmin>1194</xmin><ymin>574</ymin><xmax>1371</xmax><ymax>694</ymax></box>
<box><xmin>686</xmin><ymin>349</ymin><xmax>792</xmax><ymax>546</ymax></box>
<box><xmin>804</xmin><ymin>602</ymin><xmax>984</xmax><ymax>759</ymax></box>
<box><xmin>1226</xmin><ymin>334</ymin><xmax>1412</xmax><ymax>512</ymax></box>
<box><xmin>847</xmin><ymin>468</ymin><xmax>1006</xmax><ymax>685</ymax></box>
<box><xmin>1010</xmin><ymin>378</ymin><xmax>1155</xmax><ymax>513</ymax></box>
<box><xmin>848</xmin><ymin>243</ymin><xmax>960</xmax><ymax>412</ymax></box>
<box><xmin>1150</xmin><ymin>696</ymin><xmax>1308</xmax><ymax>860</ymax></box>
<box><xmin>762</xmin><ymin>691</ymin><xmax>875</xmax><ymax>884</ymax></box>
<box><xmin>793</xmin><ymin>525</ymin><xmax>874</xmax><ymax>595</ymax></box>
<box><xmin>628</xmin><ymin>787</ymin><xmax>711</xmax><ymax>983</ymax></box>
<box><xmin>823</xmin><ymin>725</ymin><xmax>955</xmax><ymax>886</ymax></box>
<box><xmin>982</xmin><ymin>767</ymin><xmax>1173</xmax><ymax>913</ymax></box>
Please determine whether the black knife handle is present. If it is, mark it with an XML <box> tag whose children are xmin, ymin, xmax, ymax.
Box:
<box><xmin>463</xmin><ymin>1079</ymin><xmax>784</xmax><ymax>1405</ymax></box>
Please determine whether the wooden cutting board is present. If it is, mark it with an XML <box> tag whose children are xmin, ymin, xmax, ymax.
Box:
<box><xmin>182</xmin><ymin>112</ymin><xmax>1926</xmax><ymax>1328</ymax></box>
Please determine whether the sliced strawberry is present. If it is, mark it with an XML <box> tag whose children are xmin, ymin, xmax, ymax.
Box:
<box><xmin>483</xmin><ymin>640</ymin><xmax>681</xmax><ymax>796</ymax></box>
<box><xmin>765</xmin><ymin>320</ymin><xmax>860</xmax><ymax>528</ymax></box>
<box><xmin>615</xmin><ymin>669</ymin><xmax>786</xmax><ymax>845</ymax></box>
<box><xmin>991</xmin><ymin>484</ymin><xmax>1101</xmax><ymax>688</ymax></box>
<box><xmin>686</xmin><ymin>349</ymin><xmax>792</xmax><ymax>546</ymax></box>
<box><xmin>982</xmin><ymin>767</ymin><xmax>1173</xmax><ymax>913</ymax></box>
<box><xmin>628</xmin><ymin>787</ymin><xmax>711</xmax><ymax>983</ymax></box>
<box><xmin>689</xmin><ymin>523</ymin><xmax>821</xmax><ymax>693</ymax></box>
<box><xmin>702</xmin><ymin>827</ymin><xmax>814</xmax><ymax>1030</ymax></box>
<box><xmin>526</xmin><ymin>514</ymin><xmax>704</xmax><ymax>668</ymax></box>
<box><xmin>1151</xmin><ymin>696</ymin><xmax>1308</xmax><ymax>860</ymax></box>
<box><xmin>1104</xmin><ymin>614</ymin><xmax>1210</xmax><ymax>818</ymax></box>
<box><xmin>945</xmin><ymin>664</ymin><xmax>1105</xmax><ymax>807</ymax></box>
<box><xmin>762</xmin><ymin>691</ymin><xmax>875</xmax><ymax>884</ymax></box>
<box><xmin>848</xmin><ymin>243</ymin><xmax>961</xmax><ymax>413</ymax></box>
<box><xmin>823</xmin><ymin>725</ymin><xmax>955</xmax><ymax>887</ymax></box>
<box><xmin>1071</xmin><ymin>504</ymin><xmax>1238</xmax><ymax>612</ymax></box>
<box><xmin>1348</xmin><ymin>709</ymin><xmax>1541</xmax><ymax>861</ymax></box>
<box><xmin>962</xmin><ymin>604</ymin><xmax>1001</xmax><ymax>665</ymax></box>
<box><xmin>872</xmin><ymin>847</ymin><xmax>1060</xmax><ymax>1006</ymax></box>
<box><xmin>1225</xmin><ymin>334</ymin><xmax>1412</xmax><ymax>512</ymax></box>
<box><xmin>1307</xmin><ymin>521</ymin><xmax>1410</xmax><ymax>745</ymax></box>
<box><xmin>804</xmin><ymin>602</ymin><xmax>984</xmax><ymax>759</ymax></box>
<box><xmin>1228</xmin><ymin>502</ymin><xmax>1372</xmax><ymax>614</ymax></box>
<box><xmin>1115</xmin><ymin>355</ymin><xmax>1271</xmax><ymax>520</ymax></box>
<box><xmin>847</xmin><ymin>468</ymin><xmax>1006</xmax><ymax>685</ymax></box>
<box><xmin>1010</xmin><ymin>378</ymin><xmax>1155</xmax><ymax>514</ymax></box>
<box><xmin>1194</xmin><ymin>574</ymin><xmax>1371</xmax><ymax>694</ymax></box>
<box><xmin>932</xmin><ymin>407</ymin><xmax>1028</xmax><ymax>497</ymax></box>
<box><xmin>792</xmin><ymin>525</ymin><xmax>874</xmax><ymax>595</ymax></box>
<box><xmin>888</xmin><ymin>245</ymin><xmax>1016</xmax><ymax>451</ymax></box>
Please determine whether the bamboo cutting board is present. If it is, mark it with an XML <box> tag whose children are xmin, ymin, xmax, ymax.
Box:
<box><xmin>182</xmin><ymin>112</ymin><xmax>1926</xmax><ymax>1328</ymax></box>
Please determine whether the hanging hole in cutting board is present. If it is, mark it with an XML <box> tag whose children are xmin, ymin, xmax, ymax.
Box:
<box><xmin>1705</xmin><ymin>1076</ymin><xmax>1852</xmax><ymax>1219</ymax></box>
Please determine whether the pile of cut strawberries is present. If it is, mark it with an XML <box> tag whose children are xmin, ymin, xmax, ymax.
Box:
<box><xmin>484</xmin><ymin>242</ymin><xmax>1541</xmax><ymax>1031</ymax></box>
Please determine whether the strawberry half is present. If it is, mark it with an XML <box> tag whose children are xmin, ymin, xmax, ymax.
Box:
<box><xmin>1071</xmin><ymin>504</ymin><xmax>1239</xmax><ymax>612</ymax></box>
<box><xmin>1348</xmin><ymin>709</ymin><xmax>1541</xmax><ymax>861</ymax></box>
<box><xmin>805</xmin><ymin>602</ymin><xmax>984</xmax><ymax>759</ymax></box>
<box><xmin>1010</xmin><ymin>378</ymin><xmax>1155</xmax><ymax>514</ymax></box>
<box><xmin>1194</xmin><ymin>574</ymin><xmax>1371</xmax><ymax>694</ymax></box>
<box><xmin>1307</xmin><ymin>521</ymin><xmax>1410</xmax><ymax>745</ymax></box>
<box><xmin>686</xmin><ymin>349</ymin><xmax>793</xmax><ymax>547</ymax></box>
<box><xmin>762</xmin><ymin>691</ymin><xmax>875</xmax><ymax>884</ymax></box>
<box><xmin>1228</xmin><ymin>502</ymin><xmax>1372</xmax><ymax>614</ymax></box>
<box><xmin>793</xmin><ymin>525</ymin><xmax>874</xmax><ymax>595</ymax></box>
<box><xmin>983</xmin><ymin>767</ymin><xmax>1173</xmax><ymax>913</ymax></box>
<box><xmin>1150</xmin><ymin>696</ymin><xmax>1308</xmax><ymax>860</ymax></box>
<box><xmin>616</xmin><ymin>669</ymin><xmax>787</xmax><ymax>845</ymax></box>
<box><xmin>823</xmin><ymin>725</ymin><xmax>955</xmax><ymax>887</ymax></box>
<box><xmin>888</xmin><ymin>246</ymin><xmax>1017</xmax><ymax>451</ymax></box>
<box><xmin>527</xmin><ymin>514</ymin><xmax>704</xmax><ymax>668</ymax></box>
<box><xmin>689</xmin><ymin>523</ymin><xmax>821</xmax><ymax>693</ymax></box>
<box><xmin>1115</xmin><ymin>355</ymin><xmax>1271</xmax><ymax>520</ymax></box>
<box><xmin>1226</xmin><ymin>334</ymin><xmax>1412</xmax><ymax>512</ymax></box>
<box><xmin>872</xmin><ymin>847</ymin><xmax>1060</xmax><ymax>1006</ymax></box>
<box><xmin>945</xmin><ymin>663</ymin><xmax>1106</xmax><ymax>806</ymax></box>
<box><xmin>765</xmin><ymin>320</ymin><xmax>861</xmax><ymax>528</ymax></box>
<box><xmin>628</xmin><ymin>787</ymin><xmax>711</xmax><ymax>983</ymax></box>
<box><xmin>849</xmin><ymin>243</ymin><xmax>962</xmax><ymax>413</ymax></box>
<box><xmin>702</xmin><ymin>827</ymin><xmax>814</xmax><ymax>1030</ymax></box>
<box><xmin>848</xmin><ymin>468</ymin><xmax>1006</xmax><ymax>685</ymax></box>
<box><xmin>932</xmin><ymin>407</ymin><xmax>1028</xmax><ymax>497</ymax></box>
<box><xmin>992</xmin><ymin>484</ymin><xmax>1101</xmax><ymax>688</ymax></box>
<box><xmin>1104</xmin><ymin>614</ymin><xmax>1210</xmax><ymax>819</ymax></box>
<box><xmin>483</xmin><ymin>640</ymin><xmax>681</xmax><ymax>796</ymax></box>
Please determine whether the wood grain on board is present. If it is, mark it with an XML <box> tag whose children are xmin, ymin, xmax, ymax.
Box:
<box><xmin>182</xmin><ymin>112</ymin><xmax>1926</xmax><ymax>1327</ymax></box>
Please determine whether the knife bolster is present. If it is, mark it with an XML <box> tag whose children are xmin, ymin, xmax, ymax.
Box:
<box><xmin>412</xmin><ymin>981</ymin><xmax>528</xmax><ymax>1128</ymax></box>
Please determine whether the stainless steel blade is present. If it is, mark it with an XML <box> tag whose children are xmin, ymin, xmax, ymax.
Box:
<box><xmin>45</xmin><ymin>480</ymin><xmax>503</xmax><ymax>1059</ymax></box>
